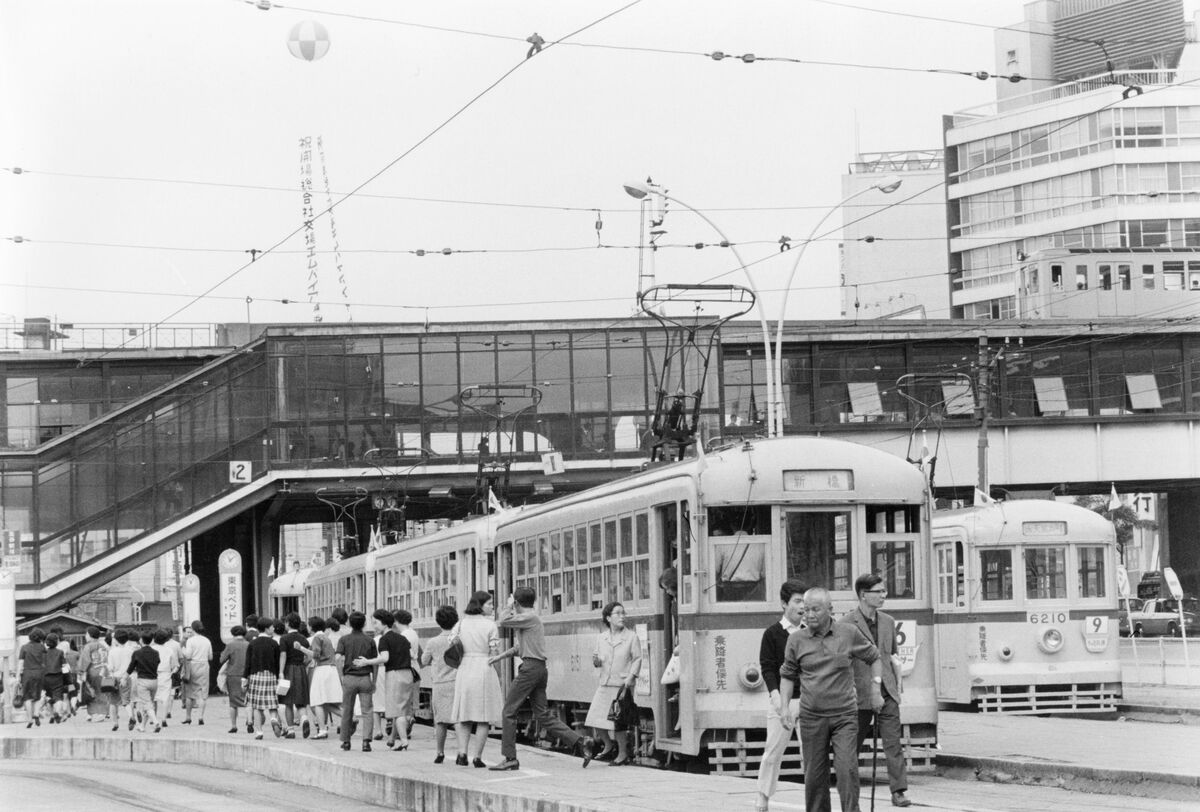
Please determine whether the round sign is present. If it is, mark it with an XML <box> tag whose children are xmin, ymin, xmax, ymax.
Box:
<box><xmin>288</xmin><ymin>20</ymin><xmax>330</xmax><ymax>62</ymax></box>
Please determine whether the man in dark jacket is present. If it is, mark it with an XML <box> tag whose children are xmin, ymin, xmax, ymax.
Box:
<box><xmin>755</xmin><ymin>578</ymin><xmax>806</xmax><ymax>812</ymax></box>
<box><xmin>839</xmin><ymin>573</ymin><xmax>911</xmax><ymax>808</ymax></box>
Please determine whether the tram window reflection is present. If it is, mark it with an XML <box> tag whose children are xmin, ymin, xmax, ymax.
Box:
<box><xmin>1078</xmin><ymin>545</ymin><xmax>1107</xmax><ymax>598</ymax></box>
<box><xmin>1025</xmin><ymin>546</ymin><xmax>1068</xmax><ymax>599</ymax></box>
<box><xmin>870</xmin><ymin>541</ymin><xmax>914</xmax><ymax>598</ymax></box>
<box><xmin>785</xmin><ymin>511</ymin><xmax>852</xmax><ymax>592</ymax></box>
<box><xmin>979</xmin><ymin>549</ymin><xmax>1014</xmax><ymax>600</ymax></box>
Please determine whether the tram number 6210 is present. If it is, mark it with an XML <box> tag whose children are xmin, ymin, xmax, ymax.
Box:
<box><xmin>1027</xmin><ymin>611</ymin><xmax>1067</xmax><ymax>624</ymax></box>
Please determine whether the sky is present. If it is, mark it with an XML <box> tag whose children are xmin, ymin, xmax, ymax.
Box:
<box><xmin>0</xmin><ymin>0</ymin><xmax>1034</xmax><ymax>334</ymax></box>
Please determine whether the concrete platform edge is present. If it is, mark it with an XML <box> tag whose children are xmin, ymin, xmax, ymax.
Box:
<box><xmin>936</xmin><ymin>752</ymin><xmax>1200</xmax><ymax>791</ymax></box>
<box><xmin>0</xmin><ymin>736</ymin><xmax>609</xmax><ymax>812</ymax></box>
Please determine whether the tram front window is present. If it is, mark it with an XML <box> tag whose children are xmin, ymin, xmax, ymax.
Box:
<box><xmin>709</xmin><ymin>505</ymin><xmax>770</xmax><ymax>602</ymax></box>
<box><xmin>980</xmin><ymin>548</ymin><xmax>1014</xmax><ymax>601</ymax></box>
<box><xmin>1026</xmin><ymin>546</ymin><xmax>1068</xmax><ymax>599</ymax></box>
<box><xmin>785</xmin><ymin>511</ymin><xmax>852</xmax><ymax>592</ymax></box>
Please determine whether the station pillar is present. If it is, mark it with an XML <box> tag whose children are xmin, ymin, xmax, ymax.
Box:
<box><xmin>1165</xmin><ymin>486</ymin><xmax>1200</xmax><ymax>596</ymax></box>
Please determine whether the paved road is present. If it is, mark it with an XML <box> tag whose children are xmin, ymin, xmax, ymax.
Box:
<box><xmin>0</xmin><ymin>760</ymin><xmax>388</xmax><ymax>812</ymax></box>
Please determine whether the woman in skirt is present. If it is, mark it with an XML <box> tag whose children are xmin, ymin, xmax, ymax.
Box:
<box><xmin>277</xmin><ymin>613</ymin><xmax>311</xmax><ymax>738</ymax></box>
<box><xmin>585</xmin><ymin>602</ymin><xmax>643</xmax><ymax>765</ymax></box>
<box><xmin>301</xmin><ymin>615</ymin><xmax>341</xmax><ymax>739</ymax></box>
<box><xmin>419</xmin><ymin>605</ymin><xmax>460</xmax><ymax>763</ymax></box>
<box><xmin>79</xmin><ymin>625</ymin><xmax>110</xmax><ymax>721</ymax></box>
<box><xmin>242</xmin><ymin>617</ymin><xmax>283</xmax><ymax>740</ymax></box>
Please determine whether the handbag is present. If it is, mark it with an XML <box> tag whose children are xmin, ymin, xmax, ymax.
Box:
<box><xmin>443</xmin><ymin>638</ymin><xmax>464</xmax><ymax>669</ymax></box>
<box><xmin>100</xmin><ymin>675</ymin><xmax>118</xmax><ymax>694</ymax></box>
<box><xmin>606</xmin><ymin>684</ymin><xmax>637</xmax><ymax>730</ymax></box>
<box><xmin>276</xmin><ymin>677</ymin><xmax>292</xmax><ymax>695</ymax></box>
<box><xmin>215</xmin><ymin>662</ymin><xmax>229</xmax><ymax>694</ymax></box>
<box><xmin>660</xmin><ymin>652</ymin><xmax>680</xmax><ymax>685</ymax></box>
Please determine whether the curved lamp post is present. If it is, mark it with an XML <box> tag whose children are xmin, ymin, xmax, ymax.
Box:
<box><xmin>771</xmin><ymin>174</ymin><xmax>902</xmax><ymax>436</ymax></box>
<box><xmin>623</xmin><ymin>181</ymin><xmax>778</xmax><ymax>437</ymax></box>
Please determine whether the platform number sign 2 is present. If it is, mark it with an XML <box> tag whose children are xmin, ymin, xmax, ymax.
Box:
<box><xmin>229</xmin><ymin>461</ymin><xmax>252</xmax><ymax>484</ymax></box>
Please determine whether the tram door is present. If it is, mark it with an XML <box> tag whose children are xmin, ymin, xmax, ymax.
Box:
<box><xmin>493</xmin><ymin>544</ymin><xmax>515</xmax><ymax>696</ymax></box>
<box><xmin>933</xmin><ymin>540</ymin><xmax>967</xmax><ymax>702</ymax></box>
<box><xmin>654</xmin><ymin>502</ymin><xmax>682</xmax><ymax>742</ymax></box>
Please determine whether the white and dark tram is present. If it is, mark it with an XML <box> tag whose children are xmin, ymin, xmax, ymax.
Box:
<box><xmin>931</xmin><ymin>498</ymin><xmax>1122</xmax><ymax>713</ymax></box>
<box><xmin>301</xmin><ymin>435</ymin><xmax>939</xmax><ymax>773</ymax></box>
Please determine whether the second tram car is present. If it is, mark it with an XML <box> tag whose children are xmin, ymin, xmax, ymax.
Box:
<box><xmin>494</xmin><ymin>435</ymin><xmax>938</xmax><ymax>773</ymax></box>
<box><xmin>931</xmin><ymin>499</ymin><xmax>1122</xmax><ymax>713</ymax></box>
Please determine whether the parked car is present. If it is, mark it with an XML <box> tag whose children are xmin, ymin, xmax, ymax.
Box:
<box><xmin>1127</xmin><ymin>597</ymin><xmax>1198</xmax><ymax>637</ymax></box>
<box><xmin>1118</xmin><ymin>597</ymin><xmax>1144</xmax><ymax>637</ymax></box>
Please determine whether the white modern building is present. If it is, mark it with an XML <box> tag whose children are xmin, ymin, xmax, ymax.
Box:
<box><xmin>840</xmin><ymin>151</ymin><xmax>952</xmax><ymax>319</ymax></box>
<box><xmin>945</xmin><ymin>0</ymin><xmax>1200</xmax><ymax>319</ymax></box>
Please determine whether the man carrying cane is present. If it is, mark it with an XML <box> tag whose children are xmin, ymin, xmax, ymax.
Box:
<box><xmin>780</xmin><ymin>588</ymin><xmax>883</xmax><ymax>812</ymax></box>
<box><xmin>839</xmin><ymin>573</ymin><xmax>911</xmax><ymax>808</ymax></box>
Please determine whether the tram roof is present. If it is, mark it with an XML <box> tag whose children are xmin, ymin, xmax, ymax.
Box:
<box><xmin>932</xmin><ymin>499</ymin><xmax>1116</xmax><ymax>544</ymax></box>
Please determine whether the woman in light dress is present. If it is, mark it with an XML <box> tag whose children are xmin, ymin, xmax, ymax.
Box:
<box><xmin>449</xmin><ymin>590</ymin><xmax>503</xmax><ymax>767</ymax></box>
<box><xmin>585</xmin><ymin>602</ymin><xmax>643</xmax><ymax>765</ymax></box>
<box><xmin>418</xmin><ymin>605</ymin><xmax>460</xmax><ymax>764</ymax></box>
<box><xmin>299</xmin><ymin>615</ymin><xmax>341</xmax><ymax>739</ymax></box>
<box><xmin>78</xmin><ymin>625</ymin><xmax>110</xmax><ymax>721</ymax></box>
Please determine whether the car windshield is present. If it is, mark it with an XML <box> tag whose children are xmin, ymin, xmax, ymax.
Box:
<box><xmin>1121</xmin><ymin>598</ymin><xmax>1144</xmax><ymax>611</ymax></box>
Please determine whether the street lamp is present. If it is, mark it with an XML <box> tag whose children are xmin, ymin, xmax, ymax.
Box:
<box><xmin>623</xmin><ymin>180</ymin><xmax>778</xmax><ymax>436</ymax></box>
<box><xmin>771</xmin><ymin>174</ymin><xmax>902</xmax><ymax>436</ymax></box>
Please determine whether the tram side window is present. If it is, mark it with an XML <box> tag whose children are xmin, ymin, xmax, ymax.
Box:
<box><xmin>1025</xmin><ymin>546</ymin><xmax>1067</xmax><ymax>599</ymax></box>
<box><xmin>785</xmin><ymin>511</ymin><xmax>852</xmax><ymax>592</ymax></box>
<box><xmin>936</xmin><ymin>542</ymin><xmax>964</xmax><ymax>607</ymax></box>
<box><xmin>979</xmin><ymin>549</ymin><xmax>1014</xmax><ymax>601</ymax></box>
<box><xmin>1077</xmin><ymin>545</ymin><xmax>1107</xmax><ymax>598</ymax></box>
<box><xmin>870</xmin><ymin>542</ymin><xmax>914</xmax><ymax>599</ymax></box>
<box><xmin>709</xmin><ymin>506</ymin><xmax>770</xmax><ymax>602</ymax></box>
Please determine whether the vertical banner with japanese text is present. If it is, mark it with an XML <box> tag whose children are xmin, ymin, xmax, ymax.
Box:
<box><xmin>218</xmin><ymin>549</ymin><xmax>243</xmax><ymax>644</ymax></box>
<box><xmin>299</xmin><ymin>136</ymin><xmax>321</xmax><ymax>322</ymax></box>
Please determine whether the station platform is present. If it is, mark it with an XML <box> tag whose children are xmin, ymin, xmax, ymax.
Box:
<box><xmin>2</xmin><ymin>704</ymin><xmax>1198</xmax><ymax>811</ymax></box>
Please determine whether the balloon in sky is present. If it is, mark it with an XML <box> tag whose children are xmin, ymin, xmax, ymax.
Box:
<box><xmin>287</xmin><ymin>20</ymin><xmax>330</xmax><ymax>62</ymax></box>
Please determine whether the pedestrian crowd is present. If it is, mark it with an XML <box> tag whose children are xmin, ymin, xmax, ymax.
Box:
<box><xmin>9</xmin><ymin>585</ymin><xmax>638</xmax><ymax>773</ymax></box>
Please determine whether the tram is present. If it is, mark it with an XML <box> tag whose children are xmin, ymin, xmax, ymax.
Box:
<box><xmin>492</xmin><ymin>435</ymin><xmax>937</xmax><ymax>772</ymax></box>
<box><xmin>268</xmin><ymin>563</ymin><xmax>315</xmax><ymax>620</ymax></box>
<box><xmin>931</xmin><ymin>498</ymin><xmax>1122</xmax><ymax>713</ymax></box>
<box><xmin>298</xmin><ymin>435</ymin><xmax>938</xmax><ymax>773</ymax></box>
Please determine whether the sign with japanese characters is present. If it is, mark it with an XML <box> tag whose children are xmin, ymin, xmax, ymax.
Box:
<box><xmin>218</xmin><ymin>549</ymin><xmax>243</xmax><ymax>643</ymax></box>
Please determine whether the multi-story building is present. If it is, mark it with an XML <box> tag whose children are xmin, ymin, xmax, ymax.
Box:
<box><xmin>840</xmin><ymin>151</ymin><xmax>951</xmax><ymax>319</ymax></box>
<box><xmin>944</xmin><ymin>0</ymin><xmax>1200</xmax><ymax>319</ymax></box>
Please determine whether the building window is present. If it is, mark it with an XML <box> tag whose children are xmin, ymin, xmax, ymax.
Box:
<box><xmin>1126</xmin><ymin>374</ymin><xmax>1164</xmax><ymax>410</ymax></box>
<box><xmin>1033</xmin><ymin>376</ymin><xmax>1070</xmax><ymax>415</ymax></box>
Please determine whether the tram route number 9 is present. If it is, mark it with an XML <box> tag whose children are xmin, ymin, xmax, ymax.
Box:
<box><xmin>1027</xmin><ymin>611</ymin><xmax>1067</xmax><ymax>625</ymax></box>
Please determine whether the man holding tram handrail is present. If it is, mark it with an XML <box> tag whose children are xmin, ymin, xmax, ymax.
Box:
<box><xmin>779</xmin><ymin>587</ymin><xmax>883</xmax><ymax>812</ymax></box>
<box><xmin>754</xmin><ymin>578</ymin><xmax>807</xmax><ymax>812</ymax></box>
<box><xmin>840</xmin><ymin>573</ymin><xmax>911</xmax><ymax>808</ymax></box>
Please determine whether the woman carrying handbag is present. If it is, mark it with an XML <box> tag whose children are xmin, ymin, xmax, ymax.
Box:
<box><xmin>584</xmin><ymin>602</ymin><xmax>643</xmax><ymax>765</ymax></box>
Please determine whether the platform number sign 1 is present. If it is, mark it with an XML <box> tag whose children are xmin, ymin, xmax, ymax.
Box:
<box><xmin>229</xmin><ymin>461</ymin><xmax>252</xmax><ymax>484</ymax></box>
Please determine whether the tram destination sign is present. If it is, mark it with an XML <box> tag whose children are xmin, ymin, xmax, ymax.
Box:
<box><xmin>783</xmin><ymin>469</ymin><xmax>854</xmax><ymax>492</ymax></box>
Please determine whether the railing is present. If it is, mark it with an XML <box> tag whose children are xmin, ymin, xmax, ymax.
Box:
<box><xmin>1121</xmin><ymin>637</ymin><xmax>1197</xmax><ymax>687</ymax></box>
<box><xmin>0</xmin><ymin>322</ymin><xmax>222</xmax><ymax>352</ymax></box>
<box><xmin>952</xmin><ymin>70</ymin><xmax>1194</xmax><ymax>124</ymax></box>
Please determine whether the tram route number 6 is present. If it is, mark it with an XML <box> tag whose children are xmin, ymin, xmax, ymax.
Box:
<box><xmin>1027</xmin><ymin>611</ymin><xmax>1067</xmax><ymax>624</ymax></box>
<box><xmin>229</xmin><ymin>461</ymin><xmax>251</xmax><ymax>484</ymax></box>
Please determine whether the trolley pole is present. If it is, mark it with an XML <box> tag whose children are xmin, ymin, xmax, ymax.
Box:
<box><xmin>976</xmin><ymin>337</ymin><xmax>990</xmax><ymax>496</ymax></box>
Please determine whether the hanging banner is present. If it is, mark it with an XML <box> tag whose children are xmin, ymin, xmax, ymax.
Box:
<box><xmin>218</xmin><ymin>549</ymin><xmax>244</xmax><ymax>643</ymax></box>
<box><xmin>299</xmin><ymin>136</ymin><xmax>322</xmax><ymax>322</ymax></box>
<box><xmin>317</xmin><ymin>136</ymin><xmax>351</xmax><ymax>320</ymax></box>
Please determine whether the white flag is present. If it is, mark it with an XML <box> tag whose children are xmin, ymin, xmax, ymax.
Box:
<box><xmin>488</xmin><ymin>487</ymin><xmax>504</xmax><ymax>513</ymax></box>
<box><xmin>267</xmin><ymin>557</ymin><xmax>276</xmax><ymax>578</ymax></box>
<box><xmin>1108</xmin><ymin>483</ymin><xmax>1121</xmax><ymax>511</ymax></box>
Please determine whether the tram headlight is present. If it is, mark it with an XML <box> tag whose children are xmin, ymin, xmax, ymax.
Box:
<box><xmin>738</xmin><ymin>662</ymin><xmax>764</xmax><ymax>690</ymax></box>
<box><xmin>1037</xmin><ymin>627</ymin><xmax>1065</xmax><ymax>654</ymax></box>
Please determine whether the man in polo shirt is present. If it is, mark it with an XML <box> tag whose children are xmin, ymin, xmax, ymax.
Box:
<box><xmin>779</xmin><ymin>587</ymin><xmax>883</xmax><ymax>812</ymax></box>
<box><xmin>840</xmin><ymin>573</ymin><xmax>911</xmax><ymax>808</ymax></box>
<box><xmin>488</xmin><ymin>586</ymin><xmax>597</xmax><ymax>771</ymax></box>
<box><xmin>754</xmin><ymin>578</ymin><xmax>807</xmax><ymax>812</ymax></box>
<box><xmin>336</xmin><ymin>610</ymin><xmax>378</xmax><ymax>752</ymax></box>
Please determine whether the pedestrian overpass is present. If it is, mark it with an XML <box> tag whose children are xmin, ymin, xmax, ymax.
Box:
<box><xmin>5</xmin><ymin>318</ymin><xmax>1200</xmax><ymax>617</ymax></box>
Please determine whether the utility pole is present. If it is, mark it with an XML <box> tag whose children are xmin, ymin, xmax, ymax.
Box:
<box><xmin>976</xmin><ymin>336</ymin><xmax>990</xmax><ymax>496</ymax></box>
